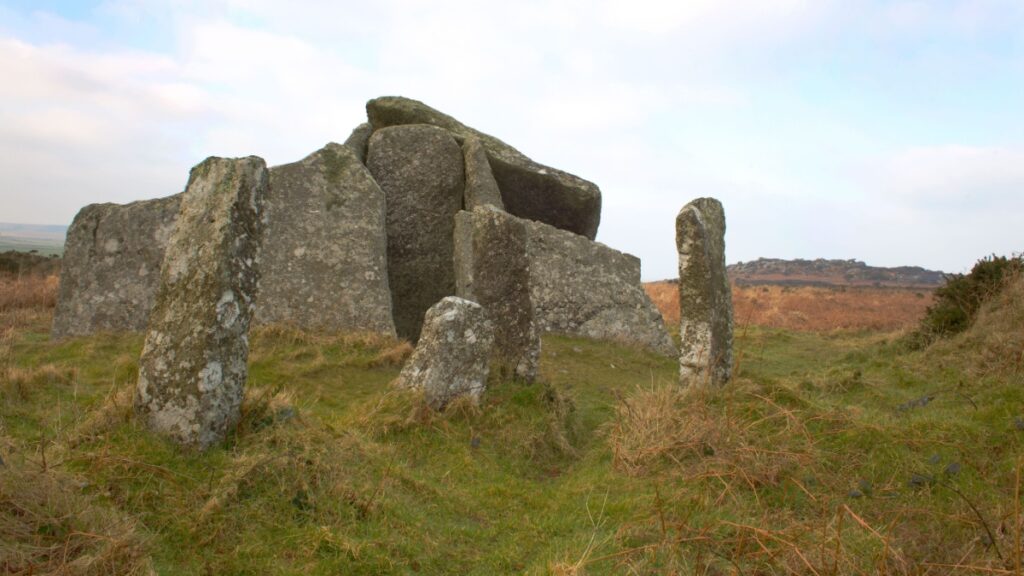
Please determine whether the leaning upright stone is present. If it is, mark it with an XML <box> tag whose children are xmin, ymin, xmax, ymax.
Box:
<box><xmin>454</xmin><ymin>207</ymin><xmax>539</xmax><ymax>380</ymax></box>
<box><xmin>461</xmin><ymin>136</ymin><xmax>504</xmax><ymax>210</ymax></box>
<box><xmin>257</xmin><ymin>143</ymin><xmax>396</xmax><ymax>336</ymax></box>
<box><xmin>396</xmin><ymin>297</ymin><xmax>495</xmax><ymax>410</ymax></box>
<box><xmin>367</xmin><ymin>124</ymin><xmax>465</xmax><ymax>341</ymax></box>
<box><xmin>675</xmin><ymin>198</ymin><xmax>733</xmax><ymax>386</ymax></box>
<box><xmin>135</xmin><ymin>156</ymin><xmax>269</xmax><ymax>450</ymax></box>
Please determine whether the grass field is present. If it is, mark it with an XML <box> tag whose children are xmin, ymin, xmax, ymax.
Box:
<box><xmin>2</xmin><ymin>274</ymin><xmax>1022</xmax><ymax>574</ymax></box>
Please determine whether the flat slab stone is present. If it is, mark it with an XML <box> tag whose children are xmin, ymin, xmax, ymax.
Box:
<box><xmin>257</xmin><ymin>143</ymin><xmax>395</xmax><ymax>335</ymax></box>
<box><xmin>395</xmin><ymin>296</ymin><xmax>494</xmax><ymax>410</ymax></box>
<box><xmin>135</xmin><ymin>156</ymin><xmax>269</xmax><ymax>450</ymax></box>
<box><xmin>454</xmin><ymin>207</ymin><xmax>539</xmax><ymax>381</ymax></box>
<box><xmin>366</xmin><ymin>96</ymin><xmax>601</xmax><ymax>240</ymax></box>
<box><xmin>52</xmin><ymin>194</ymin><xmax>181</xmax><ymax>339</ymax></box>
<box><xmin>523</xmin><ymin>219</ymin><xmax>675</xmax><ymax>356</ymax></box>
<box><xmin>366</xmin><ymin>124</ymin><xmax>465</xmax><ymax>341</ymax></box>
<box><xmin>676</xmin><ymin>197</ymin><xmax>733</xmax><ymax>385</ymax></box>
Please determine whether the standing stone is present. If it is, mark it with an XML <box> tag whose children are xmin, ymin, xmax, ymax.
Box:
<box><xmin>366</xmin><ymin>124</ymin><xmax>465</xmax><ymax>341</ymax></box>
<box><xmin>676</xmin><ymin>198</ymin><xmax>733</xmax><ymax>386</ymax></box>
<box><xmin>257</xmin><ymin>143</ymin><xmax>395</xmax><ymax>335</ymax></box>
<box><xmin>135</xmin><ymin>156</ymin><xmax>269</xmax><ymax>450</ymax></box>
<box><xmin>343</xmin><ymin>122</ymin><xmax>373</xmax><ymax>164</ymax></box>
<box><xmin>52</xmin><ymin>194</ymin><xmax>181</xmax><ymax>339</ymax></box>
<box><xmin>523</xmin><ymin>219</ymin><xmax>676</xmax><ymax>356</ymax></box>
<box><xmin>395</xmin><ymin>297</ymin><xmax>494</xmax><ymax>410</ymax></box>
<box><xmin>454</xmin><ymin>207</ymin><xmax>539</xmax><ymax>380</ymax></box>
<box><xmin>366</xmin><ymin>96</ymin><xmax>601</xmax><ymax>239</ymax></box>
<box><xmin>462</xmin><ymin>136</ymin><xmax>505</xmax><ymax>210</ymax></box>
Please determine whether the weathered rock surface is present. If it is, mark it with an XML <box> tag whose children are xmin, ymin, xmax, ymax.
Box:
<box><xmin>454</xmin><ymin>207</ymin><xmax>539</xmax><ymax>380</ymax></box>
<box><xmin>524</xmin><ymin>219</ymin><xmax>675</xmax><ymax>356</ymax></box>
<box><xmin>257</xmin><ymin>143</ymin><xmax>395</xmax><ymax>335</ymax></box>
<box><xmin>366</xmin><ymin>96</ymin><xmax>601</xmax><ymax>239</ymax></box>
<box><xmin>135</xmin><ymin>156</ymin><xmax>269</xmax><ymax>450</ymax></box>
<box><xmin>676</xmin><ymin>198</ymin><xmax>733</xmax><ymax>385</ymax></box>
<box><xmin>395</xmin><ymin>296</ymin><xmax>494</xmax><ymax>410</ymax></box>
<box><xmin>366</xmin><ymin>124</ymin><xmax>465</xmax><ymax>341</ymax></box>
<box><xmin>461</xmin><ymin>136</ymin><xmax>505</xmax><ymax>210</ymax></box>
<box><xmin>343</xmin><ymin>122</ymin><xmax>373</xmax><ymax>164</ymax></box>
<box><xmin>52</xmin><ymin>194</ymin><xmax>181</xmax><ymax>339</ymax></box>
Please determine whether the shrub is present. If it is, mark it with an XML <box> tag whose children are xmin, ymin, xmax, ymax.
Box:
<box><xmin>913</xmin><ymin>254</ymin><xmax>1022</xmax><ymax>344</ymax></box>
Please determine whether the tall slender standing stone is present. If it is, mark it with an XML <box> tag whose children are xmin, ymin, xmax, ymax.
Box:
<box><xmin>135</xmin><ymin>156</ymin><xmax>269</xmax><ymax>450</ymax></box>
<box><xmin>366</xmin><ymin>124</ymin><xmax>465</xmax><ymax>341</ymax></box>
<box><xmin>454</xmin><ymin>207</ymin><xmax>539</xmax><ymax>381</ymax></box>
<box><xmin>676</xmin><ymin>198</ymin><xmax>733</xmax><ymax>386</ymax></box>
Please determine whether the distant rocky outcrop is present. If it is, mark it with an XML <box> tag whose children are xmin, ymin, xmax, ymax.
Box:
<box><xmin>135</xmin><ymin>157</ymin><xmax>268</xmax><ymax>450</ymax></box>
<box><xmin>727</xmin><ymin>258</ymin><xmax>945</xmax><ymax>288</ymax></box>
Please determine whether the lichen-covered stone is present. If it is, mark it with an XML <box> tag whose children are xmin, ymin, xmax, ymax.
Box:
<box><xmin>524</xmin><ymin>220</ymin><xmax>675</xmax><ymax>356</ymax></box>
<box><xmin>366</xmin><ymin>124</ymin><xmax>465</xmax><ymax>341</ymax></box>
<box><xmin>257</xmin><ymin>143</ymin><xmax>395</xmax><ymax>335</ymax></box>
<box><xmin>461</xmin><ymin>136</ymin><xmax>504</xmax><ymax>210</ymax></box>
<box><xmin>454</xmin><ymin>207</ymin><xmax>539</xmax><ymax>380</ymax></box>
<box><xmin>52</xmin><ymin>194</ymin><xmax>181</xmax><ymax>339</ymax></box>
<box><xmin>343</xmin><ymin>122</ymin><xmax>373</xmax><ymax>164</ymax></box>
<box><xmin>135</xmin><ymin>156</ymin><xmax>269</xmax><ymax>450</ymax></box>
<box><xmin>676</xmin><ymin>197</ymin><xmax>733</xmax><ymax>386</ymax></box>
<box><xmin>395</xmin><ymin>296</ymin><xmax>494</xmax><ymax>410</ymax></box>
<box><xmin>366</xmin><ymin>96</ymin><xmax>601</xmax><ymax>240</ymax></box>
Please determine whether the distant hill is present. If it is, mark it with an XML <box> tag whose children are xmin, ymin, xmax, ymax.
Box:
<box><xmin>0</xmin><ymin>222</ymin><xmax>67</xmax><ymax>256</ymax></box>
<box><xmin>725</xmin><ymin>258</ymin><xmax>945</xmax><ymax>288</ymax></box>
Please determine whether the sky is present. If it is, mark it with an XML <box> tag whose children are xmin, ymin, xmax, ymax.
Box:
<box><xmin>1</xmin><ymin>0</ymin><xmax>1022</xmax><ymax>280</ymax></box>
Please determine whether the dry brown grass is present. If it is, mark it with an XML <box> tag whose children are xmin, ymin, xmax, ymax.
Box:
<box><xmin>0</xmin><ymin>274</ymin><xmax>59</xmax><ymax>313</ymax></box>
<box><xmin>646</xmin><ymin>281</ymin><xmax>934</xmax><ymax>332</ymax></box>
<box><xmin>0</xmin><ymin>459</ymin><xmax>153</xmax><ymax>575</ymax></box>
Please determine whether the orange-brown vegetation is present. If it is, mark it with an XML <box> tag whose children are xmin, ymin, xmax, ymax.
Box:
<box><xmin>645</xmin><ymin>281</ymin><xmax>934</xmax><ymax>332</ymax></box>
<box><xmin>0</xmin><ymin>274</ymin><xmax>58</xmax><ymax>313</ymax></box>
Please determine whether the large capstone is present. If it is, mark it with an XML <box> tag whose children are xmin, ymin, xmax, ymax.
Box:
<box><xmin>366</xmin><ymin>96</ymin><xmax>601</xmax><ymax>240</ymax></box>
<box><xmin>524</xmin><ymin>219</ymin><xmax>675</xmax><ymax>356</ymax></box>
<box><xmin>52</xmin><ymin>194</ymin><xmax>181</xmax><ymax>340</ymax></box>
<box><xmin>366</xmin><ymin>124</ymin><xmax>465</xmax><ymax>341</ymax></box>
<box><xmin>395</xmin><ymin>296</ymin><xmax>494</xmax><ymax>410</ymax></box>
<box><xmin>257</xmin><ymin>143</ymin><xmax>395</xmax><ymax>335</ymax></box>
<box><xmin>135</xmin><ymin>156</ymin><xmax>269</xmax><ymax>450</ymax></box>
<box><xmin>454</xmin><ymin>207</ymin><xmax>539</xmax><ymax>381</ymax></box>
<box><xmin>676</xmin><ymin>197</ymin><xmax>733</xmax><ymax>386</ymax></box>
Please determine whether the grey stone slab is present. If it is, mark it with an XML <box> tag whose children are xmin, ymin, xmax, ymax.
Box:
<box><xmin>461</xmin><ymin>136</ymin><xmax>504</xmax><ymax>210</ymax></box>
<box><xmin>343</xmin><ymin>122</ymin><xmax>373</xmax><ymax>164</ymax></box>
<box><xmin>52</xmin><ymin>194</ymin><xmax>181</xmax><ymax>339</ymax></box>
<box><xmin>366</xmin><ymin>96</ymin><xmax>601</xmax><ymax>239</ymax></box>
<box><xmin>676</xmin><ymin>197</ymin><xmax>733</xmax><ymax>385</ymax></box>
<box><xmin>454</xmin><ymin>207</ymin><xmax>539</xmax><ymax>381</ymax></box>
<box><xmin>135</xmin><ymin>156</ymin><xmax>269</xmax><ymax>450</ymax></box>
<box><xmin>257</xmin><ymin>143</ymin><xmax>395</xmax><ymax>335</ymax></box>
<box><xmin>523</xmin><ymin>220</ymin><xmax>675</xmax><ymax>356</ymax></box>
<box><xmin>395</xmin><ymin>296</ymin><xmax>494</xmax><ymax>410</ymax></box>
<box><xmin>366</xmin><ymin>124</ymin><xmax>465</xmax><ymax>341</ymax></box>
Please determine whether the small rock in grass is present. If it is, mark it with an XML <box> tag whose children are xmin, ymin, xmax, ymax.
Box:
<box><xmin>908</xmin><ymin>473</ymin><xmax>935</xmax><ymax>488</ymax></box>
<box><xmin>857</xmin><ymin>479</ymin><xmax>873</xmax><ymax>495</ymax></box>
<box><xmin>944</xmin><ymin>462</ymin><xmax>961</xmax><ymax>476</ymax></box>
<box><xmin>1015</xmin><ymin>416</ymin><xmax>1024</xmax><ymax>431</ymax></box>
<box><xmin>847</xmin><ymin>489</ymin><xmax>864</xmax><ymax>499</ymax></box>
<box><xmin>928</xmin><ymin>453</ymin><xmax>942</xmax><ymax>465</ymax></box>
